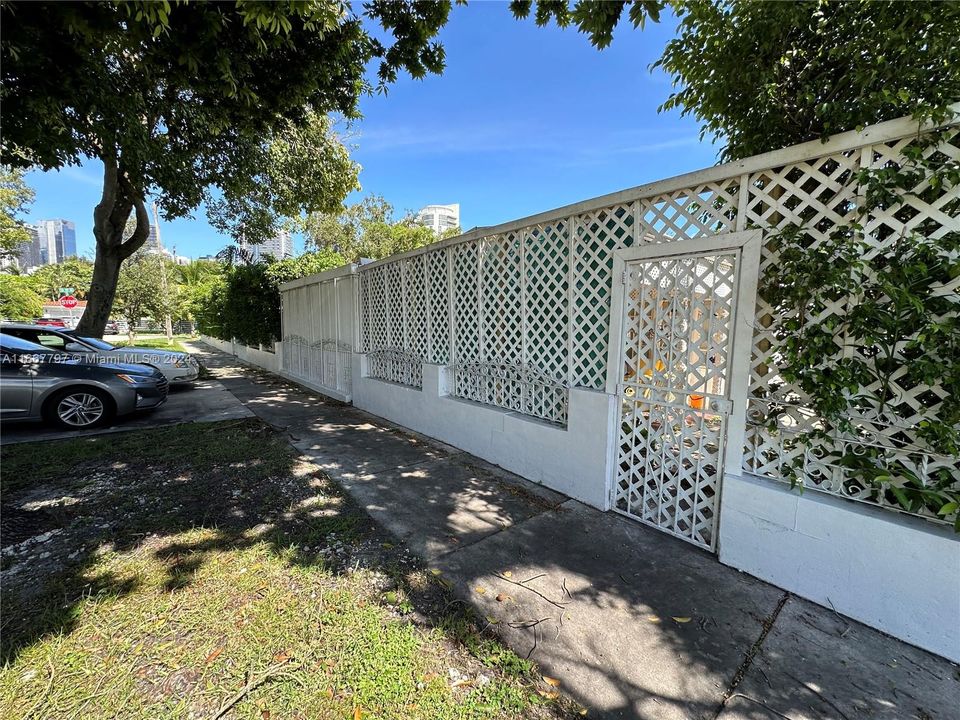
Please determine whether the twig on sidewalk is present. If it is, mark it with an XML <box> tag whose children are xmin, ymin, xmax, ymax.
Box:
<box><xmin>507</xmin><ymin>616</ymin><xmax>552</xmax><ymax>629</ymax></box>
<box><xmin>493</xmin><ymin>573</ymin><xmax>569</xmax><ymax>610</ymax></box>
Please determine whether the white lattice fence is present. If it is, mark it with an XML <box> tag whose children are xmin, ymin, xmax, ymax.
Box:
<box><xmin>355</xmin><ymin>114</ymin><xmax>958</xmax><ymax>523</ymax></box>
<box><xmin>741</xmin><ymin>130</ymin><xmax>960</xmax><ymax>522</ymax></box>
<box><xmin>280</xmin><ymin>269</ymin><xmax>355</xmax><ymax>397</ymax></box>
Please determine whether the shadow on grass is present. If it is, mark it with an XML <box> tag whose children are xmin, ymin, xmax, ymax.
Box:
<box><xmin>0</xmin><ymin>418</ymin><xmax>566</xmax><ymax>715</ymax></box>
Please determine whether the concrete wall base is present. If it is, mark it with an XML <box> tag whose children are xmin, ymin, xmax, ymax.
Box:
<box><xmin>719</xmin><ymin>473</ymin><xmax>960</xmax><ymax>662</ymax></box>
<box><xmin>351</xmin><ymin>355</ymin><xmax>616</xmax><ymax>510</ymax></box>
<box><xmin>198</xmin><ymin>336</ymin><xmax>281</xmax><ymax>373</ymax></box>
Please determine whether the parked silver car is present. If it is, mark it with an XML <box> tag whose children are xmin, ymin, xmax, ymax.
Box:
<box><xmin>0</xmin><ymin>323</ymin><xmax>199</xmax><ymax>384</ymax></box>
<box><xmin>0</xmin><ymin>333</ymin><xmax>168</xmax><ymax>429</ymax></box>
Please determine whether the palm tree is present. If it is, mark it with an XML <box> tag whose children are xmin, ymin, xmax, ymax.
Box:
<box><xmin>216</xmin><ymin>244</ymin><xmax>256</xmax><ymax>266</ymax></box>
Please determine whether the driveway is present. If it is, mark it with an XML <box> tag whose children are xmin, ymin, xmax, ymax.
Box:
<box><xmin>0</xmin><ymin>364</ymin><xmax>251</xmax><ymax>445</ymax></box>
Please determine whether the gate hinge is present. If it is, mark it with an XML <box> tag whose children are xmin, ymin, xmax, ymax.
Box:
<box><xmin>620</xmin><ymin>270</ymin><xmax>629</xmax><ymax>285</ymax></box>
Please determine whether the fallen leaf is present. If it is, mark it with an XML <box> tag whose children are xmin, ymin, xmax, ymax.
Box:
<box><xmin>672</xmin><ymin>617</ymin><xmax>692</xmax><ymax>623</ymax></box>
<box><xmin>451</xmin><ymin>679</ymin><xmax>475</xmax><ymax>688</ymax></box>
<box><xmin>495</xmin><ymin>593</ymin><xmax>507</xmax><ymax>602</ymax></box>
<box><xmin>423</xmin><ymin>672</ymin><xmax>438</xmax><ymax>682</ymax></box>
<box><xmin>273</xmin><ymin>650</ymin><xmax>291</xmax><ymax>663</ymax></box>
<box><xmin>646</xmin><ymin>615</ymin><xmax>661</xmax><ymax>623</ymax></box>
<box><xmin>381</xmin><ymin>542</ymin><xmax>394</xmax><ymax>549</ymax></box>
<box><xmin>485</xmin><ymin>616</ymin><xmax>500</xmax><ymax>625</ymax></box>
<box><xmin>205</xmin><ymin>646</ymin><xmax>224</xmax><ymax>664</ymax></box>
<box><xmin>429</xmin><ymin>569</ymin><xmax>442</xmax><ymax>576</ymax></box>
<box><xmin>353</xmin><ymin>706</ymin><xmax>363</xmax><ymax>720</ymax></box>
<box><xmin>579</xmin><ymin>709</ymin><xmax>589</xmax><ymax>716</ymax></box>
<box><xmin>543</xmin><ymin>676</ymin><xmax>561</xmax><ymax>687</ymax></box>
<box><xmin>537</xmin><ymin>690</ymin><xmax>560</xmax><ymax>700</ymax></box>
<box><xmin>261</xmin><ymin>711</ymin><xmax>271</xmax><ymax>720</ymax></box>
<box><xmin>502</xmin><ymin>571</ymin><xmax>512</xmax><ymax>578</ymax></box>
<box><xmin>475</xmin><ymin>587</ymin><xmax>486</xmax><ymax>595</ymax></box>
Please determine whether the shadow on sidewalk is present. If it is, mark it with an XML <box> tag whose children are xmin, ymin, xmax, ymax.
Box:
<box><xmin>187</xmin><ymin>343</ymin><xmax>960</xmax><ymax>720</ymax></box>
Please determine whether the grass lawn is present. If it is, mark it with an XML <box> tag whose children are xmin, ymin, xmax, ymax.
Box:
<box><xmin>115</xmin><ymin>335</ymin><xmax>192</xmax><ymax>353</ymax></box>
<box><xmin>0</xmin><ymin>420</ymin><xmax>574</xmax><ymax>719</ymax></box>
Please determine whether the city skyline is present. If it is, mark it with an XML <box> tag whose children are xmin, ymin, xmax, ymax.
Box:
<box><xmin>13</xmin><ymin>219</ymin><xmax>77</xmax><ymax>272</ymax></box>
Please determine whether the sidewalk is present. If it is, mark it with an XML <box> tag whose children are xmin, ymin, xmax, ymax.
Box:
<box><xmin>189</xmin><ymin>342</ymin><xmax>960</xmax><ymax>720</ymax></box>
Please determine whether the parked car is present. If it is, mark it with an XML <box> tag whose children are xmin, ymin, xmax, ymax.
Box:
<box><xmin>104</xmin><ymin>320</ymin><xmax>120</xmax><ymax>335</ymax></box>
<box><xmin>0</xmin><ymin>323</ymin><xmax>200</xmax><ymax>384</ymax></box>
<box><xmin>0</xmin><ymin>333</ymin><xmax>168</xmax><ymax>429</ymax></box>
<box><xmin>33</xmin><ymin>317</ymin><xmax>66</xmax><ymax>328</ymax></box>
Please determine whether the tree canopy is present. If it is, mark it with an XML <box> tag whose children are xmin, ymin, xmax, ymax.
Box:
<box><xmin>1</xmin><ymin>0</ymin><xmax>451</xmax><ymax>334</ymax></box>
<box><xmin>27</xmin><ymin>258</ymin><xmax>95</xmax><ymax>302</ymax></box>
<box><xmin>114</xmin><ymin>250</ymin><xmax>177</xmax><ymax>340</ymax></box>
<box><xmin>654</xmin><ymin>0</ymin><xmax>960</xmax><ymax>159</ymax></box>
<box><xmin>0</xmin><ymin>274</ymin><xmax>44</xmax><ymax>320</ymax></box>
<box><xmin>4</xmin><ymin>0</ymin><xmax>957</xmax><ymax>336</ymax></box>
<box><xmin>304</xmin><ymin>195</ymin><xmax>453</xmax><ymax>262</ymax></box>
<box><xmin>0</xmin><ymin>166</ymin><xmax>35</xmax><ymax>263</ymax></box>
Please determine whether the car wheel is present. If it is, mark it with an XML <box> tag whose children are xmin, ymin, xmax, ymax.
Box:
<box><xmin>45</xmin><ymin>388</ymin><xmax>115</xmax><ymax>429</ymax></box>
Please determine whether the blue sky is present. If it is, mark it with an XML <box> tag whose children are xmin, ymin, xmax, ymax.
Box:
<box><xmin>25</xmin><ymin>2</ymin><xmax>720</xmax><ymax>259</ymax></box>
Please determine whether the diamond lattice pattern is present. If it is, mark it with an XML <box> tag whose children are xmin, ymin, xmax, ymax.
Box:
<box><xmin>615</xmin><ymin>253</ymin><xmax>737</xmax><ymax>550</ymax></box>
<box><xmin>352</xmin><ymin>124</ymin><xmax>957</xmax><ymax>524</ymax></box>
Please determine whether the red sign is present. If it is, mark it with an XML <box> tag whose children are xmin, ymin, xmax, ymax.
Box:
<box><xmin>59</xmin><ymin>295</ymin><xmax>78</xmax><ymax>309</ymax></box>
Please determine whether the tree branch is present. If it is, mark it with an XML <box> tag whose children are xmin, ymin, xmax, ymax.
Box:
<box><xmin>118</xmin><ymin>178</ymin><xmax>150</xmax><ymax>260</ymax></box>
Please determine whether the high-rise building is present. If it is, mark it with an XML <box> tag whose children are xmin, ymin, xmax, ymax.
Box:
<box><xmin>416</xmin><ymin>204</ymin><xmax>460</xmax><ymax>236</ymax></box>
<box><xmin>9</xmin><ymin>225</ymin><xmax>43</xmax><ymax>272</ymax></box>
<box><xmin>33</xmin><ymin>219</ymin><xmax>77</xmax><ymax>265</ymax></box>
<box><xmin>143</xmin><ymin>224</ymin><xmax>174</xmax><ymax>260</ymax></box>
<box><xmin>239</xmin><ymin>230</ymin><xmax>293</xmax><ymax>262</ymax></box>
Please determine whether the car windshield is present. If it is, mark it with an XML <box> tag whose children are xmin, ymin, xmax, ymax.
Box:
<box><xmin>80</xmin><ymin>336</ymin><xmax>116</xmax><ymax>351</ymax></box>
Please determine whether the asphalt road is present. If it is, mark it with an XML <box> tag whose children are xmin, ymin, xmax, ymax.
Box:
<box><xmin>0</xmin><ymin>374</ymin><xmax>252</xmax><ymax>445</ymax></box>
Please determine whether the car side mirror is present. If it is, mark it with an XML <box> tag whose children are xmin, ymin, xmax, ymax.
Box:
<box><xmin>64</xmin><ymin>342</ymin><xmax>86</xmax><ymax>352</ymax></box>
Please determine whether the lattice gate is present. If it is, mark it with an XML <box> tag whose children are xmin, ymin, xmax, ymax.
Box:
<box><xmin>608</xmin><ymin>234</ymin><xmax>760</xmax><ymax>551</ymax></box>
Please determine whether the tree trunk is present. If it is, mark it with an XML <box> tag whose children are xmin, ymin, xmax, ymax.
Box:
<box><xmin>76</xmin><ymin>151</ymin><xmax>151</xmax><ymax>337</ymax></box>
<box><xmin>81</xmin><ymin>247</ymin><xmax>123</xmax><ymax>336</ymax></box>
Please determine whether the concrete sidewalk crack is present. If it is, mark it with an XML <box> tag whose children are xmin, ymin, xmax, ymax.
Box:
<box><xmin>712</xmin><ymin>591</ymin><xmax>790</xmax><ymax>719</ymax></box>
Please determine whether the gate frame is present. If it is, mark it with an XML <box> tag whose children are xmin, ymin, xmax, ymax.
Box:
<box><xmin>604</xmin><ymin>230</ymin><xmax>762</xmax><ymax>550</ymax></box>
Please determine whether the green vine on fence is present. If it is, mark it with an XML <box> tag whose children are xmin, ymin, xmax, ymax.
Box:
<box><xmin>759</xmin><ymin>129</ymin><xmax>960</xmax><ymax>528</ymax></box>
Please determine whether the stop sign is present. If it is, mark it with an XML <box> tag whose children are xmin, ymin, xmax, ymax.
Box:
<box><xmin>59</xmin><ymin>295</ymin><xmax>78</xmax><ymax>309</ymax></box>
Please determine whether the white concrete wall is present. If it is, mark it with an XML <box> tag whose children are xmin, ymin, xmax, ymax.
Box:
<box><xmin>199</xmin><ymin>336</ymin><xmax>281</xmax><ymax>374</ymax></box>
<box><xmin>234</xmin><ymin>343</ymin><xmax>280</xmax><ymax>373</ymax></box>
<box><xmin>351</xmin><ymin>355</ymin><xmax>617</xmax><ymax>510</ymax></box>
<box><xmin>719</xmin><ymin>473</ymin><xmax>960</xmax><ymax>662</ymax></box>
<box><xmin>199</xmin><ymin>335</ymin><xmax>232</xmax><ymax>355</ymax></box>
